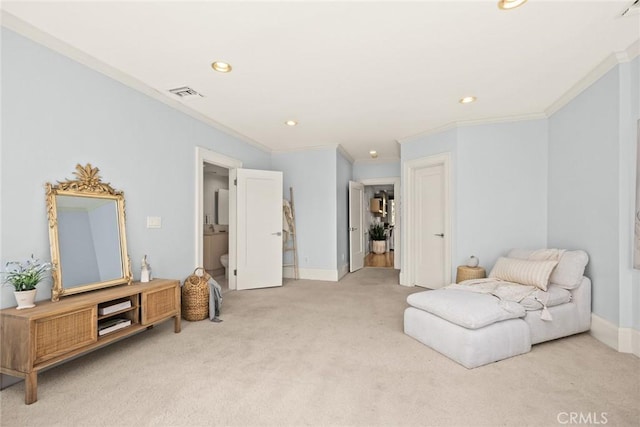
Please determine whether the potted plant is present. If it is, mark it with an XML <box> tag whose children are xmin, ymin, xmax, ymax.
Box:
<box><xmin>369</xmin><ymin>223</ymin><xmax>387</xmax><ymax>254</ymax></box>
<box><xmin>2</xmin><ymin>255</ymin><xmax>52</xmax><ymax>309</ymax></box>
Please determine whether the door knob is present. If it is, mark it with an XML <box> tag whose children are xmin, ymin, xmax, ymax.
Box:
<box><xmin>434</xmin><ymin>233</ymin><xmax>444</xmax><ymax>237</ymax></box>
<box><xmin>272</xmin><ymin>231</ymin><xmax>282</xmax><ymax>236</ymax></box>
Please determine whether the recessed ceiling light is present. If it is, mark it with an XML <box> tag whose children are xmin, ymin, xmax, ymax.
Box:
<box><xmin>369</xmin><ymin>150</ymin><xmax>378</xmax><ymax>159</ymax></box>
<box><xmin>211</xmin><ymin>61</ymin><xmax>232</xmax><ymax>73</ymax></box>
<box><xmin>459</xmin><ymin>96</ymin><xmax>477</xmax><ymax>104</ymax></box>
<box><xmin>498</xmin><ymin>0</ymin><xmax>527</xmax><ymax>10</ymax></box>
<box><xmin>285</xmin><ymin>120</ymin><xmax>298</xmax><ymax>126</ymax></box>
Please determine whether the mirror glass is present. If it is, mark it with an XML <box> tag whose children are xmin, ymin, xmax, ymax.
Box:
<box><xmin>56</xmin><ymin>195</ymin><xmax>123</xmax><ymax>288</ymax></box>
<box><xmin>47</xmin><ymin>164</ymin><xmax>132</xmax><ymax>301</ymax></box>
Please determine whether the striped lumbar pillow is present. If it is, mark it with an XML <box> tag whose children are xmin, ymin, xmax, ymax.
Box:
<box><xmin>489</xmin><ymin>257</ymin><xmax>558</xmax><ymax>291</ymax></box>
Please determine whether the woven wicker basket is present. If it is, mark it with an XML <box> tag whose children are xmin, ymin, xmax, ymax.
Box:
<box><xmin>182</xmin><ymin>267</ymin><xmax>210</xmax><ymax>321</ymax></box>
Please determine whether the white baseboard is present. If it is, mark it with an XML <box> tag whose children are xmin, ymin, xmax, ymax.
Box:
<box><xmin>399</xmin><ymin>272</ymin><xmax>412</xmax><ymax>287</ymax></box>
<box><xmin>338</xmin><ymin>263</ymin><xmax>349</xmax><ymax>281</ymax></box>
<box><xmin>283</xmin><ymin>267</ymin><xmax>339</xmax><ymax>281</ymax></box>
<box><xmin>619</xmin><ymin>327</ymin><xmax>640</xmax><ymax>357</ymax></box>
<box><xmin>590</xmin><ymin>314</ymin><xmax>620</xmax><ymax>351</ymax></box>
<box><xmin>590</xmin><ymin>314</ymin><xmax>640</xmax><ymax>357</ymax></box>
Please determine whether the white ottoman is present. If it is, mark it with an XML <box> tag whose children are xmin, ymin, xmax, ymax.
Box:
<box><xmin>404</xmin><ymin>290</ymin><xmax>532</xmax><ymax>368</ymax></box>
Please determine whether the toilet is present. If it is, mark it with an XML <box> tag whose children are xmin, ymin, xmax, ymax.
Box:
<box><xmin>220</xmin><ymin>254</ymin><xmax>229</xmax><ymax>278</ymax></box>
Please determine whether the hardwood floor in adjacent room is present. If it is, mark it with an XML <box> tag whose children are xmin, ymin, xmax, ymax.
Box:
<box><xmin>364</xmin><ymin>251</ymin><xmax>394</xmax><ymax>268</ymax></box>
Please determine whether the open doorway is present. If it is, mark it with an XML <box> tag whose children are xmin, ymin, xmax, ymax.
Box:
<box><xmin>195</xmin><ymin>147</ymin><xmax>241</xmax><ymax>291</ymax></box>
<box><xmin>356</xmin><ymin>177</ymin><xmax>400</xmax><ymax>271</ymax></box>
<box><xmin>363</xmin><ymin>184</ymin><xmax>395</xmax><ymax>268</ymax></box>
<box><xmin>202</xmin><ymin>163</ymin><xmax>230</xmax><ymax>291</ymax></box>
<box><xmin>195</xmin><ymin>146</ymin><xmax>283</xmax><ymax>292</ymax></box>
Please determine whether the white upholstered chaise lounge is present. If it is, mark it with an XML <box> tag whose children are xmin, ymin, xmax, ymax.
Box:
<box><xmin>404</xmin><ymin>249</ymin><xmax>590</xmax><ymax>368</ymax></box>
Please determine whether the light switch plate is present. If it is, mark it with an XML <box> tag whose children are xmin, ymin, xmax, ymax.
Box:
<box><xmin>146</xmin><ymin>216</ymin><xmax>162</xmax><ymax>229</ymax></box>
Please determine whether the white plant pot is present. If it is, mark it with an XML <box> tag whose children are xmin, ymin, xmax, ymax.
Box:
<box><xmin>372</xmin><ymin>240</ymin><xmax>386</xmax><ymax>254</ymax></box>
<box><xmin>14</xmin><ymin>289</ymin><xmax>37</xmax><ymax>310</ymax></box>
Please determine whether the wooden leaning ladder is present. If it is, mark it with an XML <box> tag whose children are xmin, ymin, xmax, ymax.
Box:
<box><xmin>283</xmin><ymin>187</ymin><xmax>299</xmax><ymax>280</ymax></box>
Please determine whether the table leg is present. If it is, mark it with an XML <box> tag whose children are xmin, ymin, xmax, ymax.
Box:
<box><xmin>174</xmin><ymin>315</ymin><xmax>181</xmax><ymax>333</ymax></box>
<box><xmin>25</xmin><ymin>371</ymin><xmax>37</xmax><ymax>405</ymax></box>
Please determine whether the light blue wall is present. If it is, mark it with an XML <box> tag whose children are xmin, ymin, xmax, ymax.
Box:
<box><xmin>548</xmin><ymin>57</ymin><xmax>640</xmax><ymax>331</ymax></box>
<box><xmin>617</xmin><ymin>58</ymin><xmax>640</xmax><ymax>331</ymax></box>
<box><xmin>400</xmin><ymin>59</ymin><xmax>637</xmax><ymax>334</ymax></box>
<box><xmin>548</xmin><ymin>66</ymin><xmax>621</xmax><ymax>325</ymax></box>
<box><xmin>631</xmin><ymin>57</ymin><xmax>640</xmax><ymax>331</ymax></box>
<box><xmin>2</xmin><ymin>25</ymin><xmax>638</xmax><ymax>334</ymax></box>
<box><xmin>271</xmin><ymin>149</ymin><xmax>337</xmax><ymax>272</ymax></box>
<box><xmin>353</xmin><ymin>161</ymin><xmax>400</xmax><ymax>181</ymax></box>
<box><xmin>401</xmin><ymin>122</ymin><xmax>548</xmax><ymax>279</ymax></box>
<box><xmin>401</xmin><ymin>128</ymin><xmax>458</xmax><ymax>161</ymax></box>
<box><xmin>457</xmin><ymin>120</ymin><xmax>548</xmax><ymax>269</ymax></box>
<box><xmin>0</xmin><ymin>28</ymin><xmax>270</xmax><ymax>308</ymax></box>
<box><xmin>336</xmin><ymin>151</ymin><xmax>353</xmax><ymax>272</ymax></box>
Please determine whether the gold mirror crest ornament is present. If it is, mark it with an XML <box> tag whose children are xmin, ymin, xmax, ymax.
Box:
<box><xmin>46</xmin><ymin>164</ymin><xmax>132</xmax><ymax>301</ymax></box>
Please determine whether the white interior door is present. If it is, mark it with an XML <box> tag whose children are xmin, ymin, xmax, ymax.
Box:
<box><xmin>414</xmin><ymin>165</ymin><xmax>446</xmax><ymax>288</ymax></box>
<box><xmin>234</xmin><ymin>168</ymin><xmax>283</xmax><ymax>290</ymax></box>
<box><xmin>349</xmin><ymin>181</ymin><xmax>365</xmax><ymax>272</ymax></box>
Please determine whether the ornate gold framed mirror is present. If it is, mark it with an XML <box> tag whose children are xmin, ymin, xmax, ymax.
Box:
<box><xmin>46</xmin><ymin>164</ymin><xmax>132</xmax><ymax>301</ymax></box>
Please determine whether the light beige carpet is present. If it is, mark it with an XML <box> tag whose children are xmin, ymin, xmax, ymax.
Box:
<box><xmin>1</xmin><ymin>268</ymin><xmax>639</xmax><ymax>426</ymax></box>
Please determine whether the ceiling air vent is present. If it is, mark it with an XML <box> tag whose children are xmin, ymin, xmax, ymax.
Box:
<box><xmin>621</xmin><ymin>0</ymin><xmax>640</xmax><ymax>16</ymax></box>
<box><xmin>168</xmin><ymin>86</ymin><xmax>203</xmax><ymax>99</ymax></box>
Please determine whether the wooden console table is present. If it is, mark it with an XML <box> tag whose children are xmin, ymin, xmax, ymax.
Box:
<box><xmin>0</xmin><ymin>279</ymin><xmax>181</xmax><ymax>404</ymax></box>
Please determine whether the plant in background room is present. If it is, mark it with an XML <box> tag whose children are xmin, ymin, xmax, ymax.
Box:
<box><xmin>2</xmin><ymin>255</ymin><xmax>51</xmax><ymax>309</ymax></box>
<box><xmin>369</xmin><ymin>223</ymin><xmax>387</xmax><ymax>254</ymax></box>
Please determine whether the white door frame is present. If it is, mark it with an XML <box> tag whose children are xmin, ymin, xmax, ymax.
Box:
<box><xmin>348</xmin><ymin>181</ymin><xmax>365</xmax><ymax>273</ymax></box>
<box><xmin>360</xmin><ymin>177</ymin><xmax>400</xmax><ymax>270</ymax></box>
<box><xmin>195</xmin><ymin>146</ymin><xmax>242</xmax><ymax>290</ymax></box>
<box><xmin>401</xmin><ymin>153</ymin><xmax>451</xmax><ymax>287</ymax></box>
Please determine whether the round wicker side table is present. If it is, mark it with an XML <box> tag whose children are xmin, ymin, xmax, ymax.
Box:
<box><xmin>456</xmin><ymin>266</ymin><xmax>486</xmax><ymax>283</ymax></box>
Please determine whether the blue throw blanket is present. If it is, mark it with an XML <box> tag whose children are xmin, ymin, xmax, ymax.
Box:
<box><xmin>208</xmin><ymin>278</ymin><xmax>223</xmax><ymax>323</ymax></box>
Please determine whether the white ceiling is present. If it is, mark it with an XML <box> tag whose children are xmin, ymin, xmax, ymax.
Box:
<box><xmin>2</xmin><ymin>1</ymin><xmax>639</xmax><ymax>162</ymax></box>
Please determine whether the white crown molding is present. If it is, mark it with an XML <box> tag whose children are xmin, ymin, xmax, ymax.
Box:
<box><xmin>268</xmin><ymin>143</ymin><xmax>356</xmax><ymax>163</ymax></box>
<box><xmin>397</xmin><ymin>122</ymin><xmax>458</xmax><ymax>145</ymax></box>
<box><xmin>337</xmin><ymin>145</ymin><xmax>354</xmax><ymax>164</ymax></box>
<box><xmin>545</xmin><ymin>53</ymin><xmax>620</xmax><ymax>117</ymax></box>
<box><xmin>397</xmin><ymin>113</ymin><xmax>545</xmax><ymax>145</ymax></box>
<box><xmin>269</xmin><ymin>143</ymin><xmax>360</xmax><ymax>163</ymax></box>
<box><xmin>546</xmin><ymin>39</ymin><xmax>640</xmax><ymax>117</ymax></box>
<box><xmin>353</xmin><ymin>156</ymin><xmax>400</xmax><ymax>165</ymax></box>
<box><xmin>1</xmin><ymin>11</ymin><xmax>271</xmax><ymax>154</ymax></box>
<box><xmin>398</xmin><ymin>39</ymin><xmax>640</xmax><ymax>145</ymax></box>
<box><xmin>626</xmin><ymin>39</ymin><xmax>640</xmax><ymax>60</ymax></box>
<box><xmin>5</xmin><ymin>9</ymin><xmax>638</xmax><ymax>161</ymax></box>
